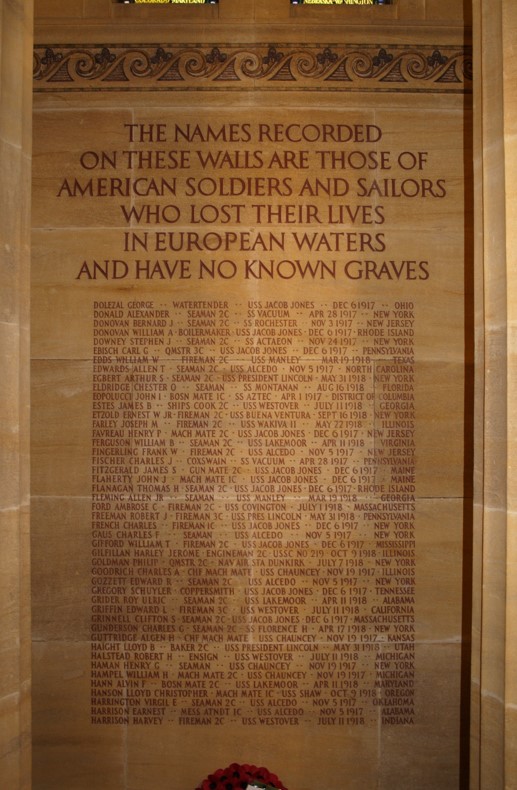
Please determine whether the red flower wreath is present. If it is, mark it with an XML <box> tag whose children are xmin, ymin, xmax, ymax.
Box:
<box><xmin>195</xmin><ymin>762</ymin><xmax>288</xmax><ymax>790</ymax></box>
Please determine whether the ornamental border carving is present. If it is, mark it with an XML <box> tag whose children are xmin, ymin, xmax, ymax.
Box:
<box><xmin>33</xmin><ymin>43</ymin><xmax>472</xmax><ymax>93</ymax></box>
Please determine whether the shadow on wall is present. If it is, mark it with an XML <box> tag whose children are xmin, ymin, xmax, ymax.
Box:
<box><xmin>116</xmin><ymin>1</ymin><xmax>391</xmax><ymax>5</ymax></box>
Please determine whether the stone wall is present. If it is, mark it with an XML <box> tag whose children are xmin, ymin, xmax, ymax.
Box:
<box><xmin>0</xmin><ymin>0</ymin><xmax>33</xmax><ymax>788</ymax></box>
<box><xmin>3</xmin><ymin>0</ymin><xmax>517</xmax><ymax>788</ymax></box>
<box><xmin>30</xmin><ymin>2</ymin><xmax>473</xmax><ymax>789</ymax></box>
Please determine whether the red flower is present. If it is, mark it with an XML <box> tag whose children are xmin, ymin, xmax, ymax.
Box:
<box><xmin>195</xmin><ymin>762</ymin><xmax>288</xmax><ymax>790</ymax></box>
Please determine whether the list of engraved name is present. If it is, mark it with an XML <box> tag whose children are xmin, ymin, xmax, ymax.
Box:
<box><xmin>91</xmin><ymin>297</ymin><xmax>416</xmax><ymax>727</ymax></box>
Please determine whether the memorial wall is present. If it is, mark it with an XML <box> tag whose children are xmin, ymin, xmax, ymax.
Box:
<box><xmin>31</xmin><ymin>2</ymin><xmax>473</xmax><ymax>788</ymax></box>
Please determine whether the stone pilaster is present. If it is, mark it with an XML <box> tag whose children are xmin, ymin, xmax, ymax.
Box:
<box><xmin>0</xmin><ymin>0</ymin><xmax>33</xmax><ymax>787</ymax></box>
<box><xmin>472</xmin><ymin>0</ymin><xmax>517</xmax><ymax>787</ymax></box>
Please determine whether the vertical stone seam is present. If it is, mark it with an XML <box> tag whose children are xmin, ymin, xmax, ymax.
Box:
<box><xmin>474</xmin><ymin>0</ymin><xmax>508</xmax><ymax>787</ymax></box>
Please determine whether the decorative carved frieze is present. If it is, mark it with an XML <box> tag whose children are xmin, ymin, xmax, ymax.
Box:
<box><xmin>34</xmin><ymin>43</ymin><xmax>472</xmax><ymax>92</ymax></box>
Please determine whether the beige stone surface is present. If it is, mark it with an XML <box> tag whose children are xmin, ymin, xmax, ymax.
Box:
<box><xmin>31</xmin><ymin>229</ymin><xmax>132</xmax><ymax>360</ymax></box>
<box><xmin>32</xmin><ymin>108</ymin><xmax>134</xmax><ymax>229</ymax></box>
<box><xmin>31</xmin><ymin>497</ymin><xmax>92</xmax><ymax>641</ymax></box>
<box><xmin>32</xmin><ymin>641</ymin><xmax>126</xmax><ymax>789</ymax></box>
<box><xmin>379</xmin><ymin>642</ymin><xmax>463</xmax><ymax>789</ymax></box>
<box><xmin>0</xmin><ymin>0</ymin><xmax>33</xmax><ymax>788</ymax></box>
<box><xmin>416</xmin><ymin>498</ymin><xmax>464</xmax><ymax>640</ymax></box>
<box><xmin>414</xmin><ymin>360</ymin><xmax>465</xmax><ymax>497</ymax></box>
<box><xmin>33</xmin><ymin>0</ymin><xmax>469</xmax><ymax>47</ymax></box>
<box><xmin>126</xmin><ymin>722</ymin><xmax>380</xmax><ymax>790</ymax></box>
<box><xmin>470</xmin><ymin>0</ymin><xmax>517</xmax><ymax>788</ymax></box>
<box><xmin>31</xmin><ymin>360</ymin><xmax>92</xmax><ymax>497</ymax></box>
<box><xmin>503</xmin><ymin>9</ymin><xmax>517</xmax><ymax>787</ymax></box>
<box><xmin>29</xmin><ymin>2</ymin><xmax>474</xmax><ymax>789</ymax></box>
<box><xmin>2</xmin><ymin>0</ymin><xmax>512</xmax><ymax>787</ymax></box>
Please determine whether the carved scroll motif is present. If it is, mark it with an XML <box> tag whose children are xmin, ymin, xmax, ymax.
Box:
<box><xmin>34</xmin><ymin>44</ymin><xmax>472</xmax><ymax>92</ymax></box>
